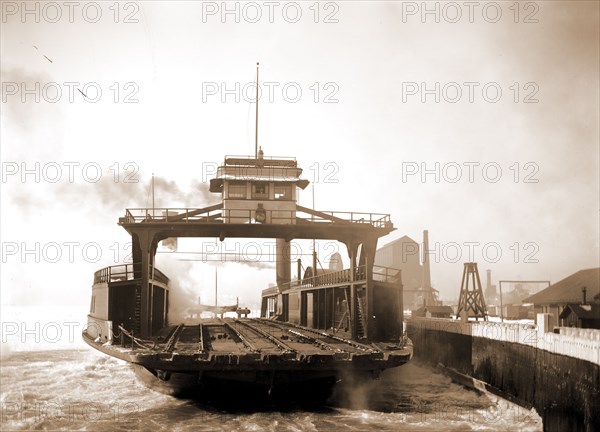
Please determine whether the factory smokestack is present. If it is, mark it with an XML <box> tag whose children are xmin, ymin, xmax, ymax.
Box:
<box><xmin>422</xmin><ymin>230</ymin><xmax>431</xmax><ymax>292</ymax></box>
<box><xmin>486</xmin><ymin>269</ymin><xmax>492</xmax><ymax>292</ymax></box>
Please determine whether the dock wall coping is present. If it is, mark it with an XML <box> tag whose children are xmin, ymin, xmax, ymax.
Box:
<box><xmin>409</xmin><ymin>315</ymin><xmax>600</xmax><ymax>366</ymax></box>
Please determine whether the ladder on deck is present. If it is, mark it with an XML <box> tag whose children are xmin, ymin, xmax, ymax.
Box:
<box><xmin>355</xmin><ymin>289</ymin><xmax>367</xmax><ymax>339</ymax></box>
<box><xmin>336</xmin><ymin>287</ymin><xmax>367</xmax><ymax>339</ymax></box>
<box><xmin>133</xmin><ymin>286</ymin><xmax>142</xmax><ymax>334</ymax></box>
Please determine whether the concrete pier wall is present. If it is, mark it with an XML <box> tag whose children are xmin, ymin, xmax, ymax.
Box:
<box><xmin>407</xmin><ymin>316</ymin><xmax>600</xmax><ymax>431</ymax></box>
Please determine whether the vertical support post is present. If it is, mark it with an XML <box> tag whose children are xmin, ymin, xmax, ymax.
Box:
<box><xmin>362</xmin><ymin>238</ymin><xmax>378</xmax><ymax>340</ymax></box>
<box><xmin>132</xmin><ymin>230</ymin><xmax>159</xmax><ymax>338</ymax></box>
<box><xmin>347</xmin><ymin>241</ymin><xmax>358</xmax><ymax>340</ymax></box>
<box><xmin>138</xmin><ymin>232</ymin><xmax>151</xmax><ymax>338</ymax></box>
<box><xmin>276</xmin><ymin>239</ymin><xmax>291</xmax><ymax>288</ymax></box>
<box><xmin>164</xmin><ymin>289</ymin><xmax>168</xmax><ymax>327</ymax></box>
<box><xmin>397</xmin><ymin>269</ymin><xmax>404</xmax><ymax>338</ymax></box>
<box><xmin>132</xmin><ymin>236</ymin><xmax>142</xmax><ymax>279</ymax></box>
<box><xmin>331</xmin><ymin>287</ymin><xmax>335</xmax><ymax>331</ymax></box>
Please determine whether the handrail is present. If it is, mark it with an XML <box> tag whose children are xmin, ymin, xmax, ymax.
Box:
<box><xmin>268</xmin><ymin>265</ymin><xmax>401</xmax><ymax>295</ymax></box>
<box><xmin>224</xmin><ymin>154</ymin><xmax>297</xmax><ymax>161</ymax></box>
<box><xmin>93</xmin><ymin>263</ymin><xmax>169</xmax><ymax>285</ymax></box>
<box><xmin>117</xmin><ymin>325</ymin><xmax>158</xmax><ymax>350</ymax></box>
<box><xmin>296</xmin><ymin>205</ymin><xmax>391</xmax><ymax>228</ymax></box>
<box><xmin>120</xmin><ymin>207</ymin><xmax>392</xmax><ymax>229</ymax></box>
<box><xmin>373</xmin><ymin>265</ymin><xmax>402</xmax><ymax>283</ymax></box>
<box><xmin>277</xmin><ymin>266</ymin><xmax>366</xmax><ymax>292</ymax></box>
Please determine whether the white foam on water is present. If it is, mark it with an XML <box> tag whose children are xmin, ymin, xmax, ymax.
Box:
<box><xmin>0</xmin><ymin>307</ymin><xmax>543</xmax><ymax>431</ymax></box>
<box><xmin>1</xmin><ymin>349</ymin><xmax>177</xmax><ymax>431</ymax></box>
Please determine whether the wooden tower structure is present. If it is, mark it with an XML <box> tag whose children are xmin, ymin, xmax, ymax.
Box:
<box><xmin>456</xmin><ymin>262</ymin><xmax>488</xmax><ymax>321</ymax></box>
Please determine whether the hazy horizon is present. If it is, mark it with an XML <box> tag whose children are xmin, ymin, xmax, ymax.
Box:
<box><xmin>1</xmin><ymin>1</ymin><xmax>599</xmax><ymax>311</ymax></box>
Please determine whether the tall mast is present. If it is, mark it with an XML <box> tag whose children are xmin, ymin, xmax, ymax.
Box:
<box><xmin>255</xmin><ymin>62</ymin><xmax>259</xmax><ymax>158</ymax></box>
<box><xmin>312</xmin><ymin>183</ymin><xmax>317</xmax><ymax>274</ymax></box>
<box><xmin>152</xmin><ymin>173</ymin><xmax>155</xmax><ymax>218</ymax></box>
<box><xmin>151</xmin><ymin>173</ymin><xmax>156</xmax><ymax>281</ymax></box>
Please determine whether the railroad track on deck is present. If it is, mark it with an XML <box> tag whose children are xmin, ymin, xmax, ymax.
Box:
<box><xmin>151</xmin><ymin>319</ymin><xmax>385</xmax><ymax>360</ymax></box>
<box><xmin>255</xmin><ymin>319</ymin><xmax>380</xmax><ymax>353</ymax></box>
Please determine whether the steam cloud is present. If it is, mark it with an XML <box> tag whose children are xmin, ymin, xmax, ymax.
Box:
<box><xmin>156</xmin><ymin>255</ymin><xmax>201</xmax><ymax>324</ymax></box>
<box><xmin>5</xmin><ymin>171</ymin><xmax>218</xmax><ymax>216</ymax></box>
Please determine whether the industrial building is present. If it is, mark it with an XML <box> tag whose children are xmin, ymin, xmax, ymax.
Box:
<box><xmin>375</xmin><ymin>230</ymin><xmax>440</xmax><ymax>311</ymax></box>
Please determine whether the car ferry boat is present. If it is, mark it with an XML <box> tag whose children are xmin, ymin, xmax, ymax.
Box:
<box><xmin>82</xmin><ymin>149</ymin><xmax>412</xmax><ymax>398</ymax></box>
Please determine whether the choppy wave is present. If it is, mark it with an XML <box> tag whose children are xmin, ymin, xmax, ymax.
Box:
<box><xmin>0</xmin><ymin>348</ymin><xmax>542</xmax><ymax>431</ymax></box>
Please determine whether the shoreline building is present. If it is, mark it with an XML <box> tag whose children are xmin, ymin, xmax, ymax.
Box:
<box><xmin>523</xmin><ymin>267</ymin><xmax>600</xmax><ymax>329</ymax></box>
<box><xmin>375</xmin><ymin>230</ymin><xmax>440</xmax><ymax>311</ymax></box>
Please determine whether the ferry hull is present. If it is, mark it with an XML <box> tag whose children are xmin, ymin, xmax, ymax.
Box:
<box><xmin>131</xmin><ymin>364</ymin><xmax>341</xmax><ymax>402</ymax></box>
<box><xmin>83</xmin><ymin>318</ymin><xmax>412</xmax><ymax>398</ymax></box>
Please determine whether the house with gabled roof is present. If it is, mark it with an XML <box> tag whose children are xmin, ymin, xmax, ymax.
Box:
<box><xmin>523</xmin><ymin>268</ymin><xmax>600</xmax><ymax>329</ymax></box>
<box><xmin>558</xmin><ymin>303</ymin><xmax>600</xmax><ymax>329</ymax></box>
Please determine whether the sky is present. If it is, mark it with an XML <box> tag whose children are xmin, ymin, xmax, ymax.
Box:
<box><xmin>1</xmin><ymin>1</ymin><xmax>599</xmax><ymax>316</ymax></box>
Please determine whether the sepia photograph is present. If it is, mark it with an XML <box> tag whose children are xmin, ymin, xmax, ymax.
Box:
<box><xmin>1</xmin><ymin>1</ymin><xmax>598</xmax><ymax>431</ymax></box>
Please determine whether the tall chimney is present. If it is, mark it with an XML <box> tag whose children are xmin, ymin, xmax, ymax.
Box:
<box><xmin>582</xmin><ymin>286</ymin><xmax>587</xmax><ymax>305</ymax></box>
<box><xmin>422</xmin><ymin>230</ymin><xmax>431</xmax><ymax>292</ymax></box>
<box><xmin>486</xmin><ymin>269</ymin><xmax>492</xmax><ymax>292</ymax></box>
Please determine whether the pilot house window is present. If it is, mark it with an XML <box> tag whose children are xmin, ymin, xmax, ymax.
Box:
<box><xmin>274</xmin><ymin>183</ymin><xmax>292</xmax><ymax>200</ymax></box>
<box><xmin>228</xmin><ymin>181</ymin><xmax>247</xmax><ymax>199</ymax></box>
<box><xmin>252</xmin><ymin>182</ymin><xmax>269</xmax><ymax>199</ymax></box>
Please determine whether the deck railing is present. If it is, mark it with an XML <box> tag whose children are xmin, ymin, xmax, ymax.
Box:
<box><xmin>121</xmin><ymin>207</ymin><xmax>392</xmax><ymax>229</ymax></box>
<box><xmin>274</xmin><ymin>265</ymin><xmax>400</xmax><ymax>293</ymax></box>
<box><xmin>372</xmin><ymin>265</ymin><xmax>401</xmax><ymax>283</ymax></box>
<box><xmin>307</xmin><ymin>211</ymin><xmax>392</xmax><ymax>228</ymax></box>
<box><xmin>121</xmin><ymin>207</ymin><xmax>224</xmax><ymax>224</ymax></box>
<box><xmin>224</xmin><ymin>154</ymin><xmax>298</xmax><ymax>163</ymax></box>
<box><xmin>93</xmin><ymin>263</ymin><xmax>169</xmax><ymax>285</ymax></box>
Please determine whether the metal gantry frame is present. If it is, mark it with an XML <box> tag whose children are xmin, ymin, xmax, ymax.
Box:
<box><xmin>121</xmin><ymin>203</ymin><xmax>394</xmax><ymax>339</ymax></box>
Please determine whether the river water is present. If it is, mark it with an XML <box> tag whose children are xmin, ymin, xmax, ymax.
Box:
<box><xmin>0</xmin><ymin>306</ymin><xmax>541</xmax><ymax>431</ymax></box>
<box><xmin>0</xmin><ymin>348</ymin><xmax>543</xmax><ymax>431</ymax></box>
